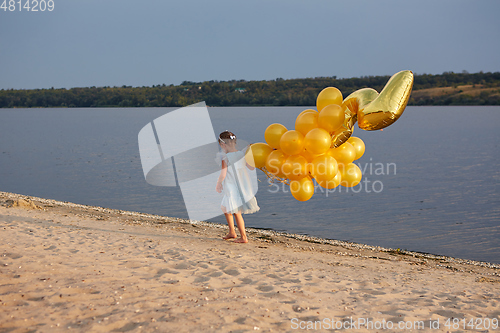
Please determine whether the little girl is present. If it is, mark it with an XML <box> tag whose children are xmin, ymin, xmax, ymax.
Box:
<box><xmin>216</xmin><ymin>131</ymin><xmax>260</xmax><ymax>243</ymax></box>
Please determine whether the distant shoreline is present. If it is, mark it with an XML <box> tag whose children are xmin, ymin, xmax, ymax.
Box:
<box><xmin>1</xmin><ymin>71</ymin><xmax>499</xmax><ymax>108</ymax></box>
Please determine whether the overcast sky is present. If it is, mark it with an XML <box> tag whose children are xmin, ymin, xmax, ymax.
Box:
<box><xmin>1</xmin><ymin>0</ymin><xmax>499</xmax><ymax>90</ymax></box>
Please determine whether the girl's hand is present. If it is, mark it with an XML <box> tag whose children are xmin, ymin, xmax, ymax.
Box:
<box><xmin>216</xmin><ymin>182</ymin><xmax>223</xmax><ymax>193</ymax></box>
<box><xmin>246</xmin><ymin>162</ymin><xmax>255</xmax><ymax>171</ymax></box>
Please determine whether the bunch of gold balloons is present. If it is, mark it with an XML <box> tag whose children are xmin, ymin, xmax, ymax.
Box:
<box><xmin>245</xmin><ymin>70</ymin><xmax>414</xmax><ymax>202</ymax></box>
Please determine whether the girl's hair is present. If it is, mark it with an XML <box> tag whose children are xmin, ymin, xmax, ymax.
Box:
<box><xmin>219</xmin><ymin>130</ymin><xmax>236</xmax><ymax>145</ymax></box>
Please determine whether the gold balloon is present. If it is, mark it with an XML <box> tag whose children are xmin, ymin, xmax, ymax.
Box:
<box><xmin>331</xmin><ymin>89</ymin><xmax>377</xmax><ymax>148</ymax></box>
<box><xmin>295</xmin><ymin>111</ymin><xmax>319</xmax><ymax>136</ymax></box>
<box><xmin>265</xmin><ymin>123</ymin><xmax>288</xmax><ymax>149</ymax></box>
<box><xmin>290</xmin><ymin>176</ymin><xmax>315</xmax><ymax>202</ymax></box>
<box><xmin>304</xmin><ymin>128</ymin><xmax>331</xmax><ymax>155</ymax></box>
<box><xmin>357</xmin><ymin>70</ymin><xmax>414</xmax><ymax>130</ymax></box>
<box><xmin>330</xmin><ymin>70</ymin><xmax>414</xmax><ymax>147</ymax></box>
<box><xmin>317</xmin><ymin>171</ymin><xmax>342</xmax><ymax>189</ymax></box>
<box><xmin>327</xmin><ymin>142</ymin><xmax>356</xmax><ymax>164</ymax></box>
<box><xmin>245</xmin><ymin>143</ymin><xmax>273</xmax><ymax>169</ymax></box>
<box><xmin>347</xmin><ymin>136</ymin><xmax>365</xmax><ymax>160</ymax></box>
<box><xmin>316</xmin><ymin>87</ymin><xmax>343</xmax><ymax>112</ymax></box>
<box><xmin>339</xmin><ymin>163</ymin><xmax>362</xmax><ymax>187</ymax></box>
<box><xmin>318</xmin><ymin>104</ymin><xmax>345</xmax><ymax>133</ymax></box>
<box><xmin>310</xmin><ymin>155</ymin><xmax>338</xmax><ymax>182</ymax></box>
<box><xmin>297</xmin><ymin>108</ymin><xmax>318</xmax><ymax>119</ymax></box>
<box><xmin>282</xmin><ymin>155</ymin><xmax>308</xmax><ymax>180</ymax></box>
<box><xmin>265</xmin><ymin>149</ymin><xmax>287</xmax><ymax>176</ymax></box>
<box><xmin>280</xmin><ymin>130</ymin><xmax>305</xmax><ymax>156</ymax></box>
<box><xmin>300</xmin><ymin>148</ymin><xmax>320</xmax><ymax>163</ymax></box>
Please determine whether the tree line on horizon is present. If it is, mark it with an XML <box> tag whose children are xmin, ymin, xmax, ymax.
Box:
<box><xmin>1</xmin><ymin>71</ymin><xmax>499</xmax><ymax>108</ymax></box>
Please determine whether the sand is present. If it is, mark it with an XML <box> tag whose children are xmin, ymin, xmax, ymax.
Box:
<box><xmin>0</xmin><ymin>191</ymin><xmax>499</xmax><ymax>333</ymax></box>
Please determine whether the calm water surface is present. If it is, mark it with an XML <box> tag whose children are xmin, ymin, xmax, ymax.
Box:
<box><xmin>0</xmin><ymin>106</ymin><xmax>499</xmax><ymax>263</ymax></box>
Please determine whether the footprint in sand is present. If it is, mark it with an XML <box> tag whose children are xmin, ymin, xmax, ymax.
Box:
<box><xmin>223</xmin><ymin>268</ymin><xmax>240</xmax><ymax>276</ymax></box>
<box><xmin>3</xmin><ymin>252</ymin><xmax>23</xmax><ymax>259</ymax></box>
<box><xmin>173</xmin><ymin>262</ymin><xmax>191</xmax><ymax>270</ymax></box>
<box><xmin>154</xmin><ymin>268</ymin><xmax>179</xmax><ymax>278</ymax></box>
<box><xmin>256</xmin><ymin>285</ymin><xmax>274</xmax><ymax>292</ymax></box>
<box><xmin>239</xmin><ymin>277</ymin><xmax>254</xmax><ymax>284</ymax></box>
<box><xmin>208</xmin><ymin>271</ymin><xmax>223</xmax><ymax>278</ymax></box>
<box><xmin>194</xmin><ymin>276</ymin><xmax>211</xmax><ymax>283</ymax></box>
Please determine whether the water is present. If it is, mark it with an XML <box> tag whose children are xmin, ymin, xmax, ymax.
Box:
<box><xmin>1</xmin><ymin>106</ymin><xmax>499</xmax><ymax>263</ymax></box>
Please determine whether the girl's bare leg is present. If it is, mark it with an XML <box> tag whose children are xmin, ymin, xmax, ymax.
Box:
<box><xmin>233</xmin><ymin>212</ymin><xmax>248</xmax><ymax>243</ymax></box>
<box><xmin>223</xmin><ymin>211</ymin><xmax>237</xmax><ymax>240</ymax></box>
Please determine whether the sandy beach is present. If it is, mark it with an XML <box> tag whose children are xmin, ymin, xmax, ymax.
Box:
<box><xmin>0</xmin><ymin>191</ymin><xmax>499</xmax><ymax>332</ymax></box>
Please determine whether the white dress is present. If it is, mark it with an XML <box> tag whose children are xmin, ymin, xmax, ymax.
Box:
<box><xmin>216</xmin><ymin>150</ymin><xmax>260</xmax><ymax>215</ymax></box>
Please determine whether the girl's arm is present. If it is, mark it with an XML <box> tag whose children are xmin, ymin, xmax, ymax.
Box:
<box><xmin>216</xmin><ymin>160</ymin><xmax>228</xmax><ymax>193</ymax></box>
<box><xmin>245</xmin><ymin>147</ymin><xmax>256</xmax><ymax>170</ymax></box>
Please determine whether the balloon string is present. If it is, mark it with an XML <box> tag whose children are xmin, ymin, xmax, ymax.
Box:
<box><xmin>259</xmin><ymin>167</ymin><xmax>290</xmax><ymax>186</ymax></box>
